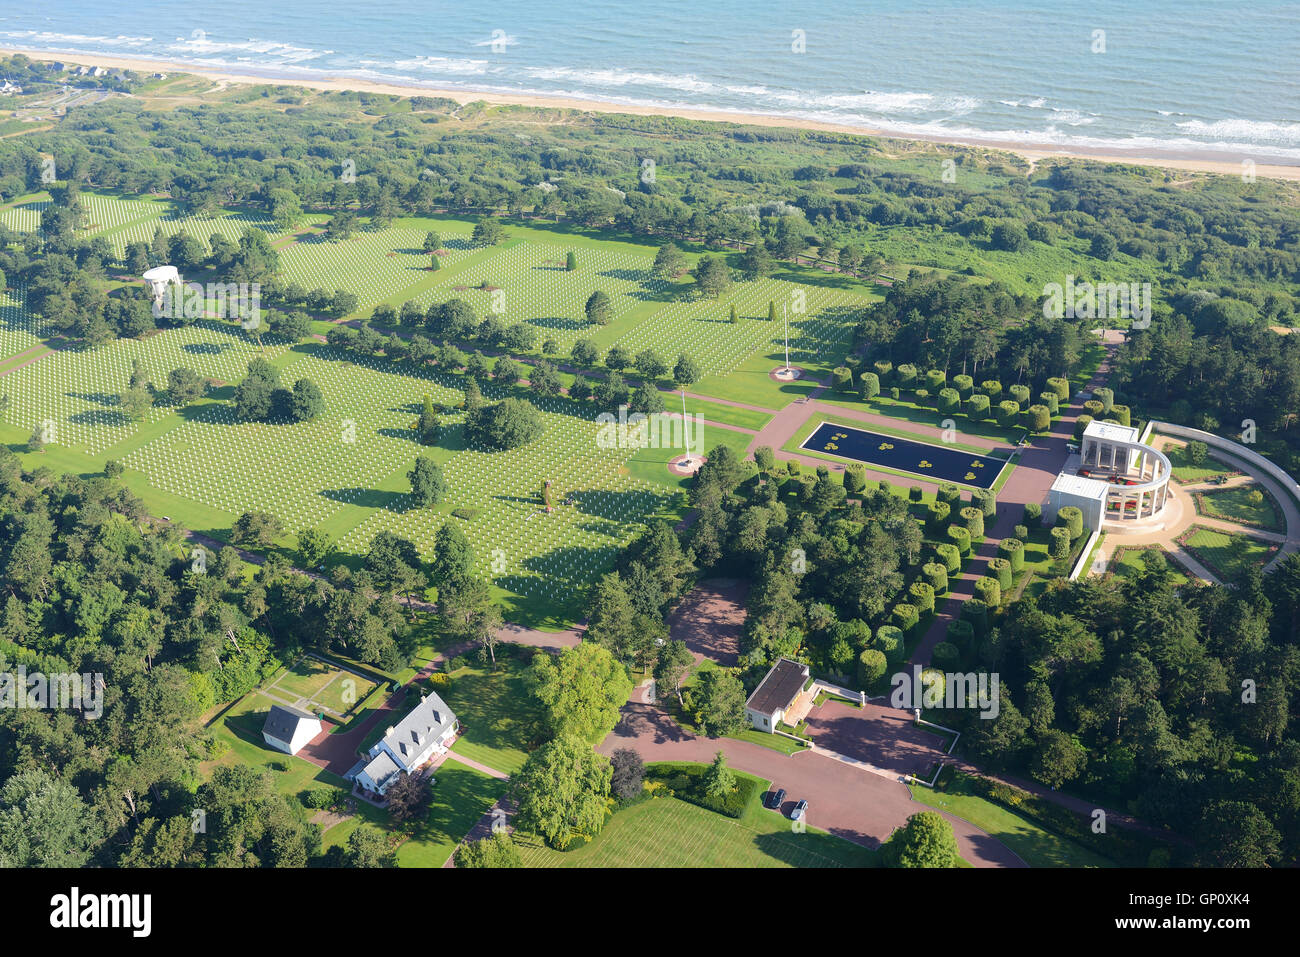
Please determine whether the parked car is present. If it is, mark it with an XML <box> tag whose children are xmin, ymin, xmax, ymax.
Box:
<box><xmin>790</xmin><ymin>799</ymin><xmax>808</xmax><ymax>822</ymax></box>
<box><xmin>765</xmin><ymin>788</ymin><xmax>786</xmax><ymax>810</ymax></box>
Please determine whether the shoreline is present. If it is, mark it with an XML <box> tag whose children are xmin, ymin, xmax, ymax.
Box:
<box><xmin>6</xmin><ymin>46</ymin><xmax>1300</xmax><ymax>183</ymax></box>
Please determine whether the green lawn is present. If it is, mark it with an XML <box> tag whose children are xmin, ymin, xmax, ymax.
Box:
<box><xmin>1165</xmin><ymin>444</ymin><xmax>1241</xmax><ymax>485</ymax></box>
<box><xmin>515</xmin><ymin>776</ymin><xmax>876</xmax><ymax>868</ymax></box>
<box><xmin>1109</xmin><ymin>545</ymin><xmax>1191</xmax><ymax>585</ymax></box>
<box><xmin>909</xmin><ymin>769</ymin><xmax>1114</xmax><ymax>868</ymax></box>
<box><xmin>1194</xmin><ymin>483</ymin><xmax>1284</xmax><ymax>532</ymax></box>
<box><xmin>394</xmin><ymin>762</ymin><xmax>507</xmax><ymax>867</ymax></box>
<box><xmin>1177</xmin><ymin>524</ymin><xmax>1278</xmax><ymax>581</ymax></box>
<box><xmin>440</xmin><ymin>661</ymin><xmax>540</xmax><ymax>775</ymax></box>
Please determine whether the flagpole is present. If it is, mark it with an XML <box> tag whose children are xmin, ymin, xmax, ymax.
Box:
<box><xmin>680</xmin><ymin>389</ymin><xmax>690</xmax><ymax>466</ymax></box>
<box><xmin>783</xmin><ymin>304</ymin><xmax>790</xmax><ymax>373</ymax></box>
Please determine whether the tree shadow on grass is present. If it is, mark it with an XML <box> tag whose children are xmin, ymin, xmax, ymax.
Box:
<box><xmin>320</xmin><ymin>487</ymin><xmax>407</xmax><ymax>510</ymax></box>
<box><xmin>67</xmin><ymin>390</ymin><xmax>120</xmax><ymax>407</ymax></box>
<box><xmin>68</xmin><ymin>409</ymin><xmax>132</xmax><ymax>428</ymax></box>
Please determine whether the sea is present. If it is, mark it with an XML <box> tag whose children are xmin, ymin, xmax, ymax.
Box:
<box><xmin>2</xmin><ymin>0</ymin><xmax>1298</xmax><ymax>162</ymax></box>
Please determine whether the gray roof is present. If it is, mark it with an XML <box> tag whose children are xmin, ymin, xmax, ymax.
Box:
<box><xmin>263</xmin><ymin>704</ymin><xmax>319</xmax><ymax>742</ymax></box>
<box><xmin>379</xmin><ymin>691</ymin><xmax>456</xmax><ymax>769</ymax></box>
<box><xmin>746</xmin><ymin>658</ymin><xmax>809</xmax><ymax>716</ymax></box>
<box><xmin>360</xmin><ymin>751</ymin><xmax>403</xmax><ymax>791</ymax></box>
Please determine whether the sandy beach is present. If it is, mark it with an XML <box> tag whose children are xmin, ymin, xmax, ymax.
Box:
<box><xmin>7</xmin><ymin>47</ymin><xmax>1300</xmax><ymax>183</ymax></box>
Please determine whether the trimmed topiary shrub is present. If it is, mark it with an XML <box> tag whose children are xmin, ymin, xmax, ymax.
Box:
<box><xmin>1038</xmin><ymin>391</ymin><xmax>1059</xmax><ymax>415</ymax></box>
<box><xmin>927</xmin><ymin>499</ymin><xmax>951</xmax><ymax>532</ymax></box>
<box><xmin>937</xmin><ymin>387</ymin><xmax>960</xmax><ymax>414</ymax></box>
<box><xmin>926</xmin><ymin>369</ymin><xmax>946</xmax><ymax>392</ymax></box>
<box><xmin>1108</xmin><ymin>404</ymin><xmax>1131</xmax><ymax>427</ymax></box>
<box><xmin>996</xmin><ymin>400</ymin><xmax>1021</xmax><ymax>428</ymax></box>
<box><xmin>1014</xmin><ymin>524</ymin><xmax>1029</xmax><ymax>540</ymax></box>
<box><xmin>946</xmin><ymin>618</ymin><xmax>975</xmax><ymax>647</ymax></box>
<box><xmin>923</xmin><ymin>561</ymin><xmax>949</xmax><ymax>595</ymax></box>
<box><xmin>889</xmin><ymin>387</ymin><xmax>900</xmax><ymax>400</ymax></box>
<box><xmin>1009</xmin><ymin>384</ymin><xmax>1031</xmax><ymax>407</ymax></box>
<box><xmin>873</xmin><ymin>360</ymin><xmax>893</xmax><ymax>384</ymax></box>
<box><xmin>965</xmin><ymin>393</ymin><xmax>991</xmax><ymax>421</ymax></box>
<box><xmin>896</xmin><ymin>364</ymin><xmax>918</xmax><ymax>390</ymax></box>
<box><xmin>960</xmin><ymin>505</ymin><xmax>985</xmax><ymax>539</ymax></box>
<box><xmin>937</xmin><ymin>483</ymin><xmax>961</xmax><ymax>507</ymax></box>
<box><xmin>1027</xmin><ymin>404</ymin><xmax>1051</xmax><ymax>432</ymax></box>
<box><xmin>980</xmin><ymin>380</ymin><xmax>1003</xmax><ymax>401</ymax></box>
<box><xmin>858</xmin><ymin>648</ymin><xmax>888</xmax><ymax>687</ymax></box>
<box><xmin>909</xmin><ymin>485</ymin><xmax>924</xmax><ymax>503</ymax></box>
<box><xmin>998</xmin><ymin>537</ymin><xmax>1025</xmax><ymax>572</ymax></box>
<box><xmin>952</xmin><ymin>374</ymin><xmax>974</xmax><ymax>400</ymax></box>
<box><xmin>891</xmin><ymin>603</ymin><xmax>920</xmax><ymax>634</ymax></box>
<box><xmin>947</xmin><ymin>524</ymin><xmax>971</xmax><ymax>556</ymax></box>
<box><xmin>1023</xmin><ymin>502</ymin><xmax>1042</xmax><ymax>525</ymax></box>
<box><xmin>1093</xmin><ymin>386</ymin><xmax>1114</xmax><ymax>413</ymax></box>
<box><xmin>909</xmin><ymin>580</ymin><xmax>935</xmax><ymax>614</ymax></box>
<box><xmin>935</xmin><ymin>543</ymin><xmax>961</xmax><ymax>574</ymax></box>
<box><xmin>1074</xmin><ymin>414</ymin><xmax>1094</xmax><ymax>441</ymax></box>
<box><xmin>1046</xmin><ymin>376</ymin><xmax>1070</xmax><ymax>401</ymax></box>
<box><xmin>1083</xmin><ymin>399</ymin><xmax>1104</xmax><ymax>419</ymax></box>
<box><xmin>859</xmin><ymin>372</ymin><xmax>880</xmax><ymax>401</ymax></box>
<box><xmin>931</xmin><ymin>641</ymin><xmax>960</xmax><ymax>672</ymax></box>
<box><xmin>973</xmin><ymin>576</ymin><xmax>1001</xmax><ymax>608</ymax></box>
<box><xmin>1057</xmin><ymin>505</ymin><xmax>1084</xmax><ymax>540</ymax></box>
<box><xmin>988</xmin><ymin>556</ymin><xmax>1013</xmax><ymax>591</ymax></box>
<box><xmin>832</xmin><ymin>367</ymin><xmax>854</xmax><ymax>392</ymax></box>
<box><xmin>973</xmin><ymin>488</ymin><xmax>997</xmax><ymax>518</ymax></box>
<box><xmin>961</xmin><ymin>598</ymin><xmax>989</xmax><ymax>636</ymax></box>
<box><xmin>843</xmin><ymin>464</ymin><xmax>867</xmax><ymax>493</ymax></box>
<box><xmin>874</xmin><ymin>625</ymin><xmax>904</xmax><ymax>664</ymax></box>
<box><xmin>1049</xmin><ymin>525</ymin><xmax>1072</xmax><ymax>560</ymax></box>
<box><xmin>914</xmin><ymin>387</ymin><xmax>931</xmax><ymax>406</ymax></box>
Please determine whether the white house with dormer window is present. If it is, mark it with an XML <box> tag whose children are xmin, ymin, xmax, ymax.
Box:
<box><xmin>351</xmin><ymin>691</ymin><xmax>458</xmax><ymax>797</ymax></box>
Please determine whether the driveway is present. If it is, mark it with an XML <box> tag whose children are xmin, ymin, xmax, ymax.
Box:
<box><xmin>600</xmin><ymin>701</ymin><xmax>1024</xmax><ymax>868</ymax></box>
<box><xmin>803</xmin><ymin>700</ymin><xmax>952</xmax><ymax>778</ymax></box>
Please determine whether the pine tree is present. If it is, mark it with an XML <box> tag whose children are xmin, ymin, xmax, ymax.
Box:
<box><xmin>729</xmin><ymin>303</ymin><xmax>738</xmax><ymax>323</ymax></box>
<box><xmin>767</xmin><ymin>300</ymin><xmax>777</xmax><ymax>322</ymax></box>
<box><xmin>565</xmin><ymin>250</ymin><xmax>577</xmax><ymax>271</ymax></box>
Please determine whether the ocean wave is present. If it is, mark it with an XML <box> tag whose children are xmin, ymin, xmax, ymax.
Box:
<box><xmin>521</xmin><ymin>65</ymin><xmax>715</xmax><ymax>94</ymax></box>
<box><xmin>1175</xmin><ymin>118</ymin><xmax>1300</xmax><ymax>146</ymax></box>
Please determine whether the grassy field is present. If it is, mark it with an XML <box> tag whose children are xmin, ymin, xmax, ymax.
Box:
<box><xmin>1164</xmin><ymin>443</ymin><xmax>1241</xmax><ymax>485</ymax></box>
<box><xmin>1</xmin><ymin>191</ymin><xmax>879</xmax><ymax>625</ymax></box>
<box><xmin>1177</xmin><ymin>524</ymin><xmax>1279</xmax><ymax>581</ymax></box>
<box><xmin>1109</xmin><ymin>544</ymin><xmax>1191</xmax><ymax>585</ymax></box>
<box><xmin>515</xmin><ymin>773</ymin><xmax>877</xmax><ymax>868</ymax></box>
<box><xmin>909</xmin><ymin>769</ymin><xmax>1114</xmax><ymax>868</ymax></box>
<box><xmin>1194</xmin><ymin>483</ymin><xmax>1284</xmax><ymax>532</ymax></box>
<box><xmin>439</xmin><ymin>660</ymin><xmax>540</xmax><ymax>775</ymax></box>
<box><xmin>393</xmin><ymin>762</ymin><xmax>507</xmax><ymax>868</ymax></box>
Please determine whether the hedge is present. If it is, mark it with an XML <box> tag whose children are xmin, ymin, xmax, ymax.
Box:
<box><xmin>987</xmin><ymin>556</ymin><xmax>1013</xmax><ymax>591</ymax></box>
<box><xmin>859</xmin><ymin>372</ymin><xmax>880</xmax><ymax>401</ymax></box>
<box><xmin>947</xmin><ymin>524</ymin><xmax>971</xmax><ymax>556</ymax></box>
<box><xmin>922</xmin><ymin>561</ymin><xmax>949</xmax><ymax>595</ymax></box>
<box><xmin>972</xmin><ymin>488</ymin><xmax>997</xmax><ymax>517</ymax></box>
<box><xmin>1057</xmin><ymin>505</ymin><xmax>1084</xmax><ymax>540</ymax></box>
<box><xmin>891</xmin><ymin>603</ymin><xmax>920</xmax><ymax>634</ymax></box>
<box><xmin>1039</xmin><ymin>391</ymin><xmax>1059</xmax><ymax>415</ymax></box>
<box><xmin>1049</xmin><ymin>525</ymin><xmax>1072</xmax><ymax>559</ymax></box>
<box><xmin>965</xmin><ymin>393</ymin><xmax>991</xmax><ymax>420</ymax></box>
<box><xmin>960</xmin><ymin>505</ymin><xmax>985</xmax><ymax>539</ymax></box>
<box><xmin>1027</xmin><ymin>404</ymin><xmax>1051</xmax><ymax>432</ymax></box>
<box><xmin>952</xmin><ymin>374</ymin><xmax>974</xmax><ymax>399</ymax></box>
<box><xmin>832</xmin><ymin>367</ymin><xmax>854</xmax><ymax>392</ymax></box>
<box><xmin>973</xmin><ymin>576</ymin><xmax>1001</xmax><ymax>608</ymax></box>
<box><xmin>961</xmin><ymin>597</ymin><xmax>989</xmax><ymax>636</ymax></box>
<box><xmin>996</xmin><ymin>400</ymin><xmax>1021</xmax><ymax>428</ymax></box>
<box><xmin>874</xmin><ymin>625</ymin><xmax>904</xmax><ymax>663</ymax></box>
<box><xmin>647</xmin><ymin>763</ymin><xmax>759</xmax><ymax>819</ymax></box>
<box><xmin>937</xmin><ymin>387</ymin><xmax>960</xmax><ymax>414</ymax></box>
<box><xmin>980</xmin><ymin>379</ymin><xmax>1003</xmax><ymax>401</ymax></box>
<box><xmin>931</xmin><ymin>641</ymin><xmax>960</xmax><ymax>672</ymax></box>
<box><xmin>858</xmin><ymin>648</ymin><xmax>888</xmax><ymax>687</ymax></box>
<box><xmin>998</xmin><ymin>537</ymin><xmax>1025</xmax><ymax>572</ymax></box>
<box><xmin>1046</xmin><ymin>376</ymin><xmax>1070</xmax><ymax>401</ymax></box>
<box><xmin>935</xmin><ymin>543</ymin><xmax>961</xmax><ymax>574</ymax></box>
<box><xmin>909</xmin><ymin>580</ymin><xmax>935</xmax><ymax>614</ymax></box>
<box><xmin>946</xmin><ymin>619</ymin><xmax>975</xmax><ymax>646</ymax></box>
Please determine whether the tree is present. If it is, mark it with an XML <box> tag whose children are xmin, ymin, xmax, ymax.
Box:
<box><xmin>738</xmin><ymin>243</ymin><xmax>774</xmax><ymax>280</ymax></box>
<box><xmin>232</xmin><ymin>510</ymin><xmax>283</xmax><ymax>547</ymax></box>
<box><xmin>528</xmin><ymin>643</ymin><xmax>633</xmax><ymax>743</ymax></box>
<box><xmin>119</xmin><ymin>385</ymin><xmax>153</xmax><ymax>422</ymax></box>
<box><xmin>289</xmin><ymin>378</ymin><xmax>324</xmax><ymax>422</ymax></box>
<box><xmin>510</xmin><ymin>735</ymin><xmax>612</xmax><ymax>849</ymax></box>
<box><xmin>689</xmin><ymin>667</ymin><xmax>747</xmax><ymax>737</ymax></box>
<box><xmin>585</xmin><ymin>290</ymin><xmax>613</xmax><ymax>326</ymax></box>
<box><xmin>455</xmin><ymin>831</ymin><xmax>522</xmax><ymax>868</ymax></box>
<box><xmin>990</xmin><ymin>221</ymin><xmax>1028</xmax><ymax>251</ymax></box>
<box><xmin>1030</xmin><ymin>728</ymin><xmax>1088</xmax><ymax>788</ymax></box>
<box><xmin>702</xmin><ymin>750</ymin><xmax>736</xmax><ymax>799</ymax></box>
<box><xmin>1195</xmin><ymin>801</ymin><xmax>1281</xmax><ymax>867</ymax></box>
<box><xmin>652</xmin><ymin>242</ymin><xmax>686</xmax><ymax>279</ymax></box>
<box><xmin>634</xmin><ymin>349</ymin><xmax>668</xmax><ymax>381</ymax></box>
<box><xmin>472</xmin><ymin>218</ymin><xmax>505</xmax><ymax>246</ymax></box>
<box><xmin>609</xmin><ymin>748</ymin><xmax>645</xmax><ymax>802</ymax></box>
<box><xmin>408</xmin><ymin>455</ymin><xmax>447</xmax><ymax>507</ymax></box>
<box><xmin>673</xmin><ymin>354</ymin><xmax>701</xmax><ymax>388</ymax></box>
<box><xmin>571</xmin><ymin>338</ymin><xmax>599</xmax><ymax>367</ymax></box>
<box><xmin>0</xmin><ymin>768</ymin><xmax>103</xmax><ymax>867</ymax></box>
<box><xmin>565</xmin><ymin>250</ymin><xmax>577</xmax><ymax>271</ymax></box>
<box><xmin>653</xmin><ymin>639</ymin><xmax>694</xmax><ymax>707</ymax></box>
<box><xmin>233</xmin><ymin>357</ymin><xmax>280</xmax><ymax>421</ymax></box>
<box><xmin>344</xmin><ymin>824</ymin><xmax>395</xmax><ymax>867</ymax></box>
<box><xmin>296</xmin><ymin>527</ymin><xmax>334</xmax><ymax>568</ymax></box>
<box><xmin>166</xmin><ymin>366</ymin><xmax>206</xmax><ymax>406</ymax></box>
<box><xmin>416</xmin><ymin>393</ymin><xmax>441</xmax><ymax>445</ymax></box>
<box><xmin>422</xmin><ymin>230</ymin><xmax>441</xmax><ymax>253</ymax></box>
<box><xmin>529</xmin><ymin>361</ymin><xmax>563</xmax><ymax>398</ymax></box>
<box><xmin>385</xmin><ymin>772</ymin><xmax>431</xmax><ymax>823</ymax></box>
<box><xmin>693</xmin><ymin>254</ymin><xmax>732</xmax><ymax>298</ymax></box>
<box><xmin>464</xmin><ymin>397</ymin><xmax>545</xmax><ymax>450</ymax></box>
<box><xmin>887</xmin><ymin>811</ymin><xmax>959</xmax><ymax>868</ymax></box>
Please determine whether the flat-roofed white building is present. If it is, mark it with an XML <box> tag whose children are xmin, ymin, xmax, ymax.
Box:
<box><xmin>1046</xmin><ymin>472</ymin><xmax>1110</xmax><ymax>530</ymax></box>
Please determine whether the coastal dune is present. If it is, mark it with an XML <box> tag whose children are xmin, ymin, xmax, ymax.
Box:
<box><xmin>5</xmin><ymin>47</ymin><xmax>1299</xmax><ymax>183</ymax></box>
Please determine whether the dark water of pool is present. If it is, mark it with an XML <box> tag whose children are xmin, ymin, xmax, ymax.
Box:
<box><xmin>800</xmin><ymin>422</ymin><xmax>1004</xmax><ymax>489</ymax></box>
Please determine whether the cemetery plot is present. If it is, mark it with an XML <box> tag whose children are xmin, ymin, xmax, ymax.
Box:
<box><xmin>5</xmin><ymin>320</ymin><xmax>287</xmax><ymax>455</ymax></box>
<box><xmin>0</xmin><ymin>194</ymin><xmax>48</xmax><ymax>233</ymax></box>
<box><xmin>279</xmin><ymin>226</ymin><xmax>476</xmax><ymax>314</ymax></box>
<box><xmin>612</xmin><ymin>279</ymin><xmax>865</xmax><ymax>379</ymax></box>
<box><xmin>80</xmin><ymin>193</ymin><xmax>285</xmax><ymax>258</ymax></box>
<box><xmin>122</xmin><ymin>349</ymin><xmax>465</xmax><ymax>533</ymax></box>
<box><xmin>0</xmin><ymin>286</ymin><xmax>50</xmax><ymax>364</ymax></box>
<box><xmin>408</xmin><ymin>239</ymin><xmax>663</xmax><ymax>354</ymax></box>
<box><xmin>337</xmin><ymin>393</ymin><xmax>675</xmax><ymax>606</ymax></box>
